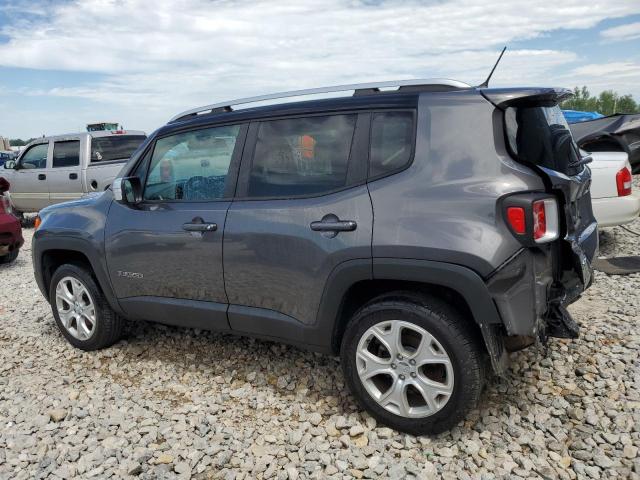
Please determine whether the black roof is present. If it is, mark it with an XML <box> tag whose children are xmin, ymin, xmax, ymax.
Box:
<box><xmin>159</xmin><ymin>89</ymin><xmax>446</xmax><ymax>136</ymax></box>
<box><xmin>157</xmin><ymin>86</ymin><xmax>571</xmax><ymax>137</ymax></box>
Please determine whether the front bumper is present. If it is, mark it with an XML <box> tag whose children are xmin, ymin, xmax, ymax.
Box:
<box><xmin>0</xmin><ymin>213</ymin><xmax>24</xmax><ymax>255</ymax></box>
<box><xmin>592</xmin><ymin>194</ymin><xmax>640</xmax><ymax>228</ymax></box>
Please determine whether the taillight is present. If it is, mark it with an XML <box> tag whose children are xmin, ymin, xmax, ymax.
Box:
<box><xmin>503</xmin><ymin>194</ymin><xmax>559</xmax><ymax>245</ymax></box>
<box><xmin>532</xmin><ymin>198</ymin><xmax>558</xmax><ymax>243</ymax></box>
<box><xmin>616</xmin><ymin>167</ymin><xmax>632</xmax><ymax>197</ymax></box>
<box><xmin>506</xmin><ymin>207</ymin><xmax>526</xmax><ymax>234</ymax></box>
<box><xmin>533</xmin><ymin>201</ymin><xmax>546</xmax><ymax>240</ymax></box>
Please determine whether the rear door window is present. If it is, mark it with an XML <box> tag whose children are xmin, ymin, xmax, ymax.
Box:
<box><xmin>369</xmin><ymin>111</ymin><xmax>414</xmax><ymax>178</ymax></box>
<box><xmin>247</xmin><ymin>114</ymin><xmax>357</xmax><ymax>198</ymax></box>
<box><xmin>91</xmin><ymin>135</ymin><xmax>146</xmax><ymax>163</ymax></box>
<box><xmin>20</xmin><ymin>143</ymin><xmax>48</xmax><ymax>169</ymax></box>
<box><xmin>505</xmin><ymin>105</ymin><xmax>582</xmax><ymax>176</ymax></box>
<box><xmin>52</xmin><ymin>140</ymin><xmax>80</xmax><ymax>168</ymax></box>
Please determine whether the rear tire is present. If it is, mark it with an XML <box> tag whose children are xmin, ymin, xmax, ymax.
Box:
<box><xmin>49</xmin><ymin>264</ymin><xmax>123</xmax><ymax>351</ymax></box>
<box><xmin>340</xmin><ymin>292</ymin><xmax>485</xmax><ymax>435</ymax></box>
<box><xmin>0</xmin><ymin>248</ymin><xmax>19</xmax><ymax>264</ymax></box>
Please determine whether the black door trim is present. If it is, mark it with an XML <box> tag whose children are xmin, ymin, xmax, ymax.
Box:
<box><xmin>119</xmin><ymin>296</ymin><xmax>230</xmax><ymax>331</ymax></box>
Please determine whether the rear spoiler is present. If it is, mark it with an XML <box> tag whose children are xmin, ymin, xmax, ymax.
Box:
<box><xmin>480</xmin><ymin>87</ymin><xmax>573</xmax><ymax>110</ymax></box>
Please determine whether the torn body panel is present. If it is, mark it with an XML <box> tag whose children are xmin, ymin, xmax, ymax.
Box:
<box><xmin>486</xmin><ymin>167</ymin><xmax>598</xmax><ymax>345</ymax></box>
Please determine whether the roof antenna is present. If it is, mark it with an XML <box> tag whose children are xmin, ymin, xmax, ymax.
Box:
<box><xmin>478</xmin><ymin>46</ymin><xmax>507</xmax><ymax>88</ymax></box>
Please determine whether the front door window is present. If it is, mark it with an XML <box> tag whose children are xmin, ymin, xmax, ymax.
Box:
<box><xmin>144</xmin><ymin>125</ymin><xmax>241</xmax><ymax>201</ymax></box>
<box><xmin>20</xmin><ymin>144</ymin><xmax>48</xmax><ymax>169</ymax></box>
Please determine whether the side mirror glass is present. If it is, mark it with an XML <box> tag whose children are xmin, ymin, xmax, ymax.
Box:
<box><xmin>4</xmin><ymin>160</ymin><xmax>16</xmax><ymax>169</ymax></box>
<box><xmin>113</xmin><ymin>177</ymin><xmax>143</xmax><ymax>205</ymax></box>
<box><xmin>0</xmin><ymin>177</ymin><xmax>9</xmax><ymax>194</ymax></box>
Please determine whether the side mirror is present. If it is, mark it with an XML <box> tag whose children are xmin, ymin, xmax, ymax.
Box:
<box><xmin>4</xmin><ymin>160</ymin><xmax>16</xmax><ymax>169</ymax></box>
<box><xmin>113</xmin><ymin>177</ymin><xmax>143</xmax><ymax>205</ymax></box>
<box><xmin>0</xmin><ymin>177</ymin><xmax>9</xmax><ymax>194</ymax></box>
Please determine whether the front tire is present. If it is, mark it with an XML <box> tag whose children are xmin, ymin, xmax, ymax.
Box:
<box><xmin>340</xmin><ymin>292</ymin><xmax>485</xmax><ymax>435</ymax></box>
<box><xmin>49</xmin><ymin>264</ymin><xmax>123</xmax><ymax>351</ymax></box>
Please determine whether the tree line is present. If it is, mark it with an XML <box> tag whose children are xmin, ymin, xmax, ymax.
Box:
<box><xmin>561</xmin><ymin>87</ymin><xmax>639</xmax><ymax>115</ymax></box>
<box><xmin>9</xmin><ymin>138</ymin><xmax>36</xmax><ymax>147</ymax></box>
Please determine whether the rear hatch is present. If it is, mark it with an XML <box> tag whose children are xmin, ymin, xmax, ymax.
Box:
<box><xmin>483</xmin><ymin>88</ymin><xmax>598</xmax><ymax>332</ymax></box>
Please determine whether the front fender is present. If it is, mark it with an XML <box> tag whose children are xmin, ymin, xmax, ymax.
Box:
<box><xmin>32</xmin><ymin>192</ymin><xmax>123</xmax><ymax>315</ymax></box>
<box><xmin>32</xmin><ymin>234</ymin><xmax>124</xmax><ymax>315</ymax></box>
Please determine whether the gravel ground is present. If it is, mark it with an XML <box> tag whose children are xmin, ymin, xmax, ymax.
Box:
<box><xmin>1</xmin><ymin>184</ymin><xmax>639</xmax><ymax>480</ymax></box>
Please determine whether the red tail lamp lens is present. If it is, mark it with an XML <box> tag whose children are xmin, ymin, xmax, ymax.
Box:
<box><xmin>506</xmin><ymin>206</ymin><xmax>526</xmax><ymax>234</ymax></box>
<box><xmin>616</xmin><ymin>167</ymin><xmax>632</xmax><ymax>197</ymax></box>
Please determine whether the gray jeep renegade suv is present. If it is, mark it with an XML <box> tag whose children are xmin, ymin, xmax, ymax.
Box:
<box><xmin>32</xmin><ymin>79</ymin><xmax>597</xmax><ymax>434</ymax></box>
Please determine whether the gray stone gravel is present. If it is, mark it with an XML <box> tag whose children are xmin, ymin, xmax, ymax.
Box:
<box><xmin>1</xmin><ymin>180</ymin><xmax>639</xmax><ymax>479</ymax></box>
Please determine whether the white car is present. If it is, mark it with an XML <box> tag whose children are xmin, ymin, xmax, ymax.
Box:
<box><xmin>588</xmin><ymin>151</ymin><xmax>639</xmax><ymax>227</ymax></box>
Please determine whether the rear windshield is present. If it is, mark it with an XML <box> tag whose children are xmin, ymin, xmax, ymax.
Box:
<box><xmin>505</xmin><ymin>105</ymin><xmax>582</xmax><ymax>176</ymax></box>
<box><xmin>90</xmin><ymin>135</ymin><xmax>146</xmax><ymax>163</ymax></box>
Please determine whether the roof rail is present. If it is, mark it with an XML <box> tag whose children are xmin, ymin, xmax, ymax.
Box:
<box><xmin>169</xmin><ymin>78</ymin><xmax>471</xmax><ymax>122</ymax></box>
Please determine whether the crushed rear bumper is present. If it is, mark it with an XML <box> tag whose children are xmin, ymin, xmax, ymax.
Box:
<box><xmin>486</xmin><ymin>248</ymin><xmax>554</xmax><ymax>339</ymax></box>
<box><xmin>486</xmin><ymin>225</ymin><xmax>597</xmax><ymax>344</ymax></box>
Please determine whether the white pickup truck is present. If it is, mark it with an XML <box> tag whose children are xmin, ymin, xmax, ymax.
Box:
<box><xmin>1</xmin><ymin>130</ymin><xmax>146</xmax><ymax>214</ymax></box>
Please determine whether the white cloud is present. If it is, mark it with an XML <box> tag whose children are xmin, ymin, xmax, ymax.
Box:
<box><xmin>0</xmin><ymin>0</ymin><xmax>639</xmax><ymax>137</ymax></box>
<box><xmin>600</xmin><ymin>21</ymin><xmax>640</xmax><ymax>42</ymax></box>
<box><xmin>1</xmin><ymin>0</ymin><xmax>636</xmax><ymax>75</ymax></box>
<box><xmin>570</xmin><ymin>62</ymin><xmax>640</xmax><ymax>79</ymax></box>
<box><xmin>559</xmin><ymin>62</ymin><xmax>640</xmax><ymax>97</ymax></box>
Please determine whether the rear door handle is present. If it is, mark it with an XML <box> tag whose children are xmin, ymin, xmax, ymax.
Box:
<box><xmin>69</xmin><ymin>173</ymin><xmax>78</xmax><ymax>180</ymax></box>
<box><xmin>38</xmin><ymin>174</ymin><xmax>46</xmax><ymax>180</ymax></box>
<box><xmin>310</xmin><ymin>220</ymin><xmax>357</xmax><ymax>232</ymax></box>
<box><xmin>183</xmin><ymin>217</ymin><xmax>217</xmax><ymax>232</ymax></box>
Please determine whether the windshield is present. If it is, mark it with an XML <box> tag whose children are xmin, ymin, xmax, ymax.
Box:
<box><xmin>91</xmin><ymin>135</ymin><xmax>146</xmax><ymax>163</ymax></box>
<box><xmin>505</xmin><ymin>105</ymin><xmax>582</xmax><ymax>176</ymax></box>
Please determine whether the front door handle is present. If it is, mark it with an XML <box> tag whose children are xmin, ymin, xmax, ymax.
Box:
<box><xmin>183</xmin><ymin>217</ymin><xmax>217</xmax><ymax>232</ymax></box>
<box><xmin>69</xmin><ymin>173</ymin><xmax>78</xmax><ymax>180</ymax></box>
<box><xmin>38</xmin><ymin>174</ymin><xmax>46</xmax><ymax>180</ymax></box>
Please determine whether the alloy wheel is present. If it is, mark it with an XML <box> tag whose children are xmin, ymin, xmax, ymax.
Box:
<box><xmin>356</xmin><ymin>320</ymin><xmax>454</xmax><ymax>418</ymax></box>
<box><xmin>54</xmin><ymin>276</ymin><xmax>97</xmax><ymax>341</ymax></box>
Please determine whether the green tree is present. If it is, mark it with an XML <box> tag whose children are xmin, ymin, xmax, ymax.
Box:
<box><xmin>616</xmin><ymin>94</ymin><xmax>638</xmax><ymax>114</ymax></box>
<box><xmin>561</xmin><ymin>86</ymin><xmax>639</xmax><ymax>115</ymax></box>
<box><xmin>9</xmin><ymin>138</ymin><xmax>35</xmax><ymax>146</ymax></box>
<box><xmin>598</xmin><ymin>90</ymin><xmax>618</xmax><ymax>115</ymax></box>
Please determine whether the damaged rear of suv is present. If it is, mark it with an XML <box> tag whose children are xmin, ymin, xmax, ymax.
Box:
<box><xmin>485</xmin><ymin>88</ymin><xmax>597</xmax><ymax>350</ymax></box>
<box><xmin>32</xmin><ymin>80</ymin><xmax>596</xmax><ymax>435</ymax></box>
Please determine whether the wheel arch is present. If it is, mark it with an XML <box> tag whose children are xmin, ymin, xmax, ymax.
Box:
<box><xmin>316</xmin><ymin>258</ymin><xmax>507</xmax><ymax>373</ymax></box>
<box><xmin>34</xmin><ymin>236</ymin><xmax>123</xmax><ymax>315</ymax></box>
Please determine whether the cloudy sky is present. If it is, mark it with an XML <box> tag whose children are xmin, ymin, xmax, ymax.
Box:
<box><xmin>0</xmin><ymin>0</ymin><xmax>639</xmax><ymax>139</ymax></box>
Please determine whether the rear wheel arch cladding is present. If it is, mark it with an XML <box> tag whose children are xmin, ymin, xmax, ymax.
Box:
<box><xmin>367</xmin><ymin>259</ymin><xmax>509</xmax><ymax>374</ymax></box>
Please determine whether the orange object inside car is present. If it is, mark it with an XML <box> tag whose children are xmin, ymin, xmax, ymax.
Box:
<box><xmin>298</xmin><ymin>135</ymin><xmax>316</xmax><ymax>159</ymax></box>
